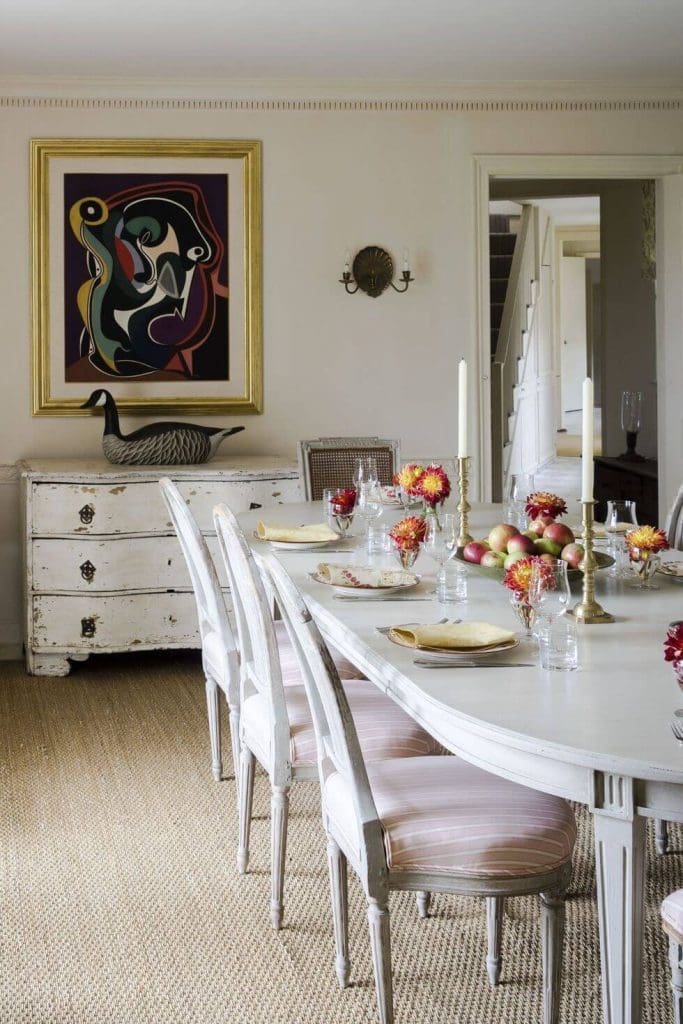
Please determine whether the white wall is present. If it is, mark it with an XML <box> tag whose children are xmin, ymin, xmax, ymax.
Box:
<box><xmin>2</xmin><ymin>87</ymin><xmax>683</xmax><ymax>652</ymax></box>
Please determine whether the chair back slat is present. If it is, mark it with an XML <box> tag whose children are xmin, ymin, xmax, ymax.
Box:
<box><xmin>213</xmin><ymin>504</ymin><xmax>292</xmax><ymax>781</ymax></box>
<box><xmin>666</xmin><ymin>484</ymin><xmax>683</xmax><ymax>551</ymax></box>
<box><xmin>260</xmin><ymin>553</ymin><xmax>385</xmax><ymax>883</ymax></box>
<box><xmin>297</xmin><ymin>437</ymin><xmax>400</xmax><ymax>500</ymax></box>
<box><xmin>159</xmin><ymin>478</ymin><xmax>237</xmax><ymax>691</ymax></box>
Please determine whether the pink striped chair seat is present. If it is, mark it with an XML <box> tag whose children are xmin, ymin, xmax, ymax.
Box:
<box><xmin>203</xmin><ymin>621</ymin><xmax>359</xmax><ymax>688</ymax></box>
<box><xmin>241</xmin><ymin>682</ymin><xmax>444</xmax><ymax>769</ymax></box>
<box><xmin>662</xmin><ymin>890</ymin><xmax>683</xmax><ymax>940</ymax></box>
<box><xmin>324</xmin><ymin>756</ymin><xmax>576</xmax><ymax>879</ymax></box>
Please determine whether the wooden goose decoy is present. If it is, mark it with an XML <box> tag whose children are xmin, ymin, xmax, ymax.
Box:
<box><xmin>82</xmin><ymin>389</ymin><xmax>245</xmax><ymax>466</ymax></box>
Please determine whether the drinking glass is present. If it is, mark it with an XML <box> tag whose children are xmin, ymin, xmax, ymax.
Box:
<box><xmin>505</xmin><ymin>472</ymin><xmax>534</xmax><ymax>530</ymax></box>
<box><xmin>355</xmin><ymin>480</ymin><xmax>382</xmax><ymax>542</ymax></box>
<box><xmin>528</xmin><ymin>558</ymin><xmax>571</xmax><ymax>630</ymax></box>
<box><xmin>353</xmin><ymin>456</ymin><xmax>378</xmax><ymax>491</ymax></box>
<box><xmin>538</xmin><ymin>617</ymin><xmax>579</xmax><ymax>671</ymax></box>
<box><xmin>605</xmin><ymin>499</ymin><xmax>637</xmax><ymax>578</ymax></box>
<box><xmin>366</xmin><ymin>522</ymin><xmax>392</xmax><ymax>561</ymax></box>
<box><xmin>620</xmin><ymin>391</ymin><xmax>644</xmax><ymax>461</ymax></box>
<box><xmin>423</xmin><ymin>512</ymin><xmax>458</xmax><ymax>594</ymax></box>
<box><xmin>436</xmin><ymin>559</ymin><xmax>467</xmax><ymax>610</ymax></box>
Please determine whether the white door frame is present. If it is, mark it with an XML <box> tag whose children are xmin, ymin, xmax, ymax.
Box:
<box><xmin>474</xmin><ymin>154</ymin><xmax>683</xmax><ymax>501</ymax></box>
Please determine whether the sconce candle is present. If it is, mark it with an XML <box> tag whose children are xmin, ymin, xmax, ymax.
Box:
<box><xmin>581</xmin><ymin>377</ymin><xmax>594</xmax><ymax>502</ymax></box>
<box><xmin>458</xmin><ymin>359</ymin><xmax>468</xmax><ymax>458</ymax></box>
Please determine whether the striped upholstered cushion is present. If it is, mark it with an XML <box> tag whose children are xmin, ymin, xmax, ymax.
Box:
<box><xmin>324</xmin><ymin>756</ymin><xmax>576</xmax><ymax>879</ymax></box>
<box><xmin>241</xmin><ymin>682</ymin><xmax>444</xmax><ymax>769</ymax></box>
<box><xmin>662</xmin><ymin>890</ymin><xmax>683</xmax><ymax>941</ymax></box>
<box><xmin>203</xmin><ymin>622</ymin><xmax>360</xmax><ymax>688</ymax></box>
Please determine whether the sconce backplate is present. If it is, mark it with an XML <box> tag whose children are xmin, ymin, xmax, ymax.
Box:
<box><xmin>352</xmin><ymin>246</ymin><xmax>394</xmax><ymax>297</ymax></box>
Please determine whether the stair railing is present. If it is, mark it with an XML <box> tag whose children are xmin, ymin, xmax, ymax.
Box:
<box><xmin>490</xmin><ymin>205</ymin><xmax>536</xmax><ymax>502</ymax></box>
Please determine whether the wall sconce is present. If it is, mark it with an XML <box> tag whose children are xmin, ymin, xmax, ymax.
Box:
<box><xmin>339</xmin><ymin>246</ymin><xmax>414</xmax><ymax>297</ymax></box>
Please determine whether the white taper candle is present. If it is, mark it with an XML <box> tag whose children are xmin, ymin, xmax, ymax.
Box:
<box><xmin>581</xmin><ymin>377</ymin><xmax>594</xmax><ymax>502</ymax></box>
<box><xmin>458</xmin><ymin>359</ymin><xmax>468</xmax><ymax>458</ymax></box>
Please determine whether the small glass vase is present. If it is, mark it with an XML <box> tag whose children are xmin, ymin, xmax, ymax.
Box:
<box><xmin>628</xmin><ymin>550</ymin><xmax>661</xmax><ymax>590</ymax></box>
<box><xmin>394</xmin><ymin>545</ymin><xmax>420</xmax><ymax>570</ymax></box>
<box><xmin>422</xmin><ymin>503</ymin><xmax>442</xmax><ymax>529</ymax></box>
<box><xmin>672</xmin><ymin>660</ymin><xmax>683</xmax><ymax>692</ymax></box>
<box><xmin>509</xmin><ymin>593</ymin><xmax>536</xmax><ymax>637</ymax></box>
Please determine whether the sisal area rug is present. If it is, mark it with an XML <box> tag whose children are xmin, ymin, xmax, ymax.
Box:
<box><xmin>0</xmin><ymin>652</ymin><xmax>680</xmax><ymax>1024</ymax></box>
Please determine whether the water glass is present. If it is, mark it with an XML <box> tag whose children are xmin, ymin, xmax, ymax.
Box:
<box><xmin>436</xmin><ymin>559</ymin><xmax>467</xmax><ymax>608</ymax></box>
<box><xmin>353</xmin><ymin>456</ymin><xmax>378</xmax><ymax>491</ymax></box>
<box><xmin>505</xmin><ymin>472</ymin><xmax>534</xmax><ymax>529</ymax></box>
<box><xmin>423</xmin><ymin>512</ymin><xmax>458</xmax><ymax>569</ymax></box>
<box><xmin>528</xmin><ymin>558</ymin><xmax>571</xmax><ymax>628</ymax></box>
<box><xmin>355</xmin><ymin>481</ymin><xmax>382</xmax><ymax>541</ymax></box>
<box><xmin>366</xmin><ymin>522</ymin><xmax>392</xmax><ymax>559</ymax></box>
<box><xmin>605</xmin><ymin>499</ymin><xmax>637</xmax><ymax>578</ymax></box>
<box><xmin>538</xmin><ymin>618</ymin><xmax>578</xmax><ymax>671</ymax></box>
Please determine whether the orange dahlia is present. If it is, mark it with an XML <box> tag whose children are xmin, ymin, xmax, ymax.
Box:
<box><xmin>525</xmin><ymin>491</ymin><xmax>567</xmax><ymax>520</ymax></box>
<box><xmin>396</xmin><ymin>463</ymin><xmax>424</xmax><ymax>496</ymax></box>
<box><xmin>625</xmin><ymin>525</ymin><xmax>669</xmax><ymax>561</ymax></box>
<box><xmin>389</xmin><ymin>515</ymin><xmax>427</xmax><ymax>552</ymax></box>
<box><xmin>502</xmin><ymin>555</ymin><xmax>551</xmax><ymax>599</ymax></box>
<box><xmin>415</xmin><ymin>463</ymin><xmax>451</xmax><ymax>507</ymax></box>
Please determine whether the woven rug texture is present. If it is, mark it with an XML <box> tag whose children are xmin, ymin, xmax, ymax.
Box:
<box><xmin>0</xmin><ymin>651</ymin><xmax>680</xmax><ymax>1024</ymax></box>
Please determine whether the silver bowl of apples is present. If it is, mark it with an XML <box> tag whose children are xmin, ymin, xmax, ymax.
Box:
<box><xmin>455</xmin><ymin>520</ymin><xmax>614</xmax><ymax>580</ymax></box>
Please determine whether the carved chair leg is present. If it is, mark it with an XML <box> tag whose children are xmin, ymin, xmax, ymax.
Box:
<box><xmin>416</xmin><ymin>891</ymin><xmax>431</xmax><ymax>919</ymax></box>
<box><xmin>486</xmin><ymin>895</ymin><xmax>505</xmax><ymax>986</ymax></box>
<box><xmin>367</xmin><ymin>897</ymin><xmax>394</xmax><ymax>1024</ymax></box>
<box><xmin>270</xmin><ymin>785</ymin><xmax>290</xmax><ymax>930</ymax></box>
<box><xmin>669</xmin><ymin>938</ymin><xmax>683</xmax><ymax>1024</ymax></box>
<box><xmin>205</xmin><ymin>676</ymin><xmax>223</xmax><ymax>782</ymax></box>
<box><xmin>540</xmin><ymin>892</ymin><xmax>566</xmax><ymax>1024</ymax></box>
<box><xmin>228</xmin><ymin>704</ymin><xmax>240</xmax><ymax>786</ymax></box>
<box><xmin>237</xmin><ymin>746</ymin><xmax>255</xmax><ymax>875</ymax></box>
<box><xmin>327</xmin><ymin>838</ymin><xmax>350</xmax><ymax>988</ymax></box>
<box><xmin>656</xmin><ymin>818</ymin><xmax>670</xmax><ymax>856</ymax></box>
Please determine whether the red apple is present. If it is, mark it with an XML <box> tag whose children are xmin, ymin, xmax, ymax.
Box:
<box><xmin>488</xmin><ymin>523</ymin><xmax>519</xmax><ymax>553</ymax></box>
<box><xmin>528</xmin><ymin>514</ymin><xmax>555</xmax><ymax>536</ymax></box>
<box><xmin>481</xmin><ymin>551</ymin><xmax>505</xmax><ymax>568</ymax></box>
<box><xmin>463</xmin><ymin>541</ymin><xmax>488</xmax><ymax>564</ymax></box>
<box><xmin>561</xmin><ymin>542</ymin><xmax>585</xmax><ymax>569</ymax></box>
<box><xmin>507</xmin><ymin>533</ymin><xmax>537</xmax><ymax>555</ymax></box>
<box><xmin>543</xmin><ymin>522</ymin><xmax>575</xmax><ymax>548</ymax></box>
<box><xmin>539</xmin><ymin>553</ymin><xmax>559</xmax><ymax>565</ymax></box>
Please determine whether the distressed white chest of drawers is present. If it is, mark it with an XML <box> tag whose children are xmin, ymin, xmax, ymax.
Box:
<box><xmin>20</xmin><ymin>457</ymin><xmax>300</xmax><ymax>676</ymax></box>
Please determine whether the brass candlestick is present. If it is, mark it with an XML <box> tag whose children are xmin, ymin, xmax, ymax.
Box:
<box><xmin>456</xmin><ymin>456</ymin><xmax>473</xmax><ymax>549</ymax></box>
<box><xmin>572</xmin><ymin>500</ymin><xmax>614</xmax><ymax>624</ymax></box>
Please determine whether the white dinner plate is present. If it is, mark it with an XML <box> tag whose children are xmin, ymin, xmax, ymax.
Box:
<box><xmin>387</xmin><ymin>631</ymin><xmax>519</xmax><ymax>660</ymax></box>
<box><xmin>253</xmin><ymin>531</ymin><xmax>340</xmax><ymax>551</ymax></box>
<box><xmin>657</xmin><ymin>561</ymin><xmax>683</xmax><ymax>581</ymax></box>
<box><xmin>309</xmin><ymin>571</ymin><xmax>420</xmax><ymax>598</ymax></box>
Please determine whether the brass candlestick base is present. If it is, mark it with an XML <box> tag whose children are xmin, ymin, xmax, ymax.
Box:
<box><xmin>572</xmin><ymin>500</ymin><xmax>614</xmax><ymax>624</ymax></box>
<box><xmin>456</xmin><ymin>456</ymin><xmax>473</xmax><ymax>549</ymax></box>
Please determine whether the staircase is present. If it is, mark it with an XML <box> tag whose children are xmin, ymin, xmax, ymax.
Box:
<box><xmin>489</xmin><ymin>214</ymin><xmax>518</xmax><ymax>355</ymax></box>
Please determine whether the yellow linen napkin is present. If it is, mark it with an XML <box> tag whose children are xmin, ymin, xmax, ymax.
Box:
<box><xmin>316</xmin><ymin>563</ymin><xmax>417</xmax><ymax>589</ymax></box>
<box><xmin>390</xmin><ymin>621</ymin><xmax>515</xmax><ymax>650</ymax></box>
<box><xmin>257</xmin><ymin>522</ymin><xmax>338</xmax><ymax>543</ymax></box>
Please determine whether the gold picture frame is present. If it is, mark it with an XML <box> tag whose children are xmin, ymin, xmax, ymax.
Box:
<box><xmin>31</xmin><ymin>138</ymin><xmax>262</xmax><ymax>416</ymax></box>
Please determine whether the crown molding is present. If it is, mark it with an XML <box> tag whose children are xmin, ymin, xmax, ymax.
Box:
<box><xmin>1</xmin><ymin>75</ymin><xmax>683</xmax><ymax>111</ymax></box>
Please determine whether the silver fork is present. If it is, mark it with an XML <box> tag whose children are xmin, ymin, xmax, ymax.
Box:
<box><xmin>671</xmin><ymin>717</ymin><xmax>683</xmax><ymax>741</ymax></box>
<box><xmin>375</xmin><ymin>616</ymin><xmax>452</xmax><ymax>636</ymax></box>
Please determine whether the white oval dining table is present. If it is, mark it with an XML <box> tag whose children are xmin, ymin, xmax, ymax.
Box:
<box><xmin>240</xmin><ymin>500</ymin><xmax>683</xmax><ymax>1024</ymax></box>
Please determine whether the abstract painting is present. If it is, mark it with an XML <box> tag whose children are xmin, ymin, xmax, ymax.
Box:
<box><xmin>31</xmin><ymin>139</ymin><xmax>262</xmax><ymax>415</ymax></box>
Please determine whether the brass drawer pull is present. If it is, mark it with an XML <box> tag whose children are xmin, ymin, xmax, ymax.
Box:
<box><xmin>81</xmin><ymin>617</ymin><xmax>97</xmax><ymax>638</ymax></box>
<box><xmin>78</xmin><ymin>504</ymin><xmax>95</xmax><ymax>525</ymax></box>
<box><xmin>80</xmin><ymin>560</ymin><xmax>96</xmax><ymax>583</ymax></box>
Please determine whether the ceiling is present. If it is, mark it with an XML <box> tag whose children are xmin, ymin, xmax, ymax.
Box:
<box><xmin>2</xmin><ymin>0</ymin><xmax>683</xmax><ymax>85</ymax></box>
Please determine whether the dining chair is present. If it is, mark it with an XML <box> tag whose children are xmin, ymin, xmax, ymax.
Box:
<box><xmin>297</xmin><ymin>436</ymin><xmax>401</xmax><ymax>500</ymax></box>
<box><xmin>665</xmin><ymin>483</ymin><xmax>683</xmax><ymax>551</ymax></box>
<box><xmin>212</xmin><ymin>502</ymin><xmax>444</xmax><ymax>930</ymax></box>
<box><xmin>159</xmin><ymin>477</ymin><xmax>360</xmax><ymax>784</ymax></box>
<box><xmin>263</xmin><ymin>552</ymin><xmax>577</xmax><ymax>1024</ymax></box>
<box><xmin>661</xmin><ymin>889</ymin><xmax>683</xmax><ymax>1020</ymax></box>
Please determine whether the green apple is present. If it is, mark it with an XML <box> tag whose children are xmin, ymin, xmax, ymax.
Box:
<box><xmin>503</xmin><ymin>550</ymin><xmax>528</xmax><ymax>569</ymax></box>
<box><xmin>534</xmin><ymin>537</ymin><xmax>563</xmax><ymax>557</ymax></box>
